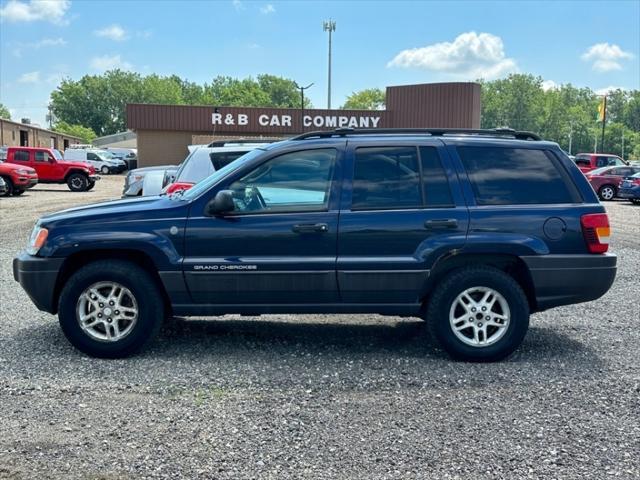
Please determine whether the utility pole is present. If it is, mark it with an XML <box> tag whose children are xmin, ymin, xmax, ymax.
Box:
<box><xmin>568</xmin><ymin>121</ymin><xmax>573</xmax><ymax>155</ymax></box>
<box><xmin>323</xmin><ymin>20</ymin><xmax>336</xmax><ymax>109</ymax></box>
<box><xmin>294</xmin><ymin>82</ymin><xmax>313</xmax><ymax>132</ymax></box>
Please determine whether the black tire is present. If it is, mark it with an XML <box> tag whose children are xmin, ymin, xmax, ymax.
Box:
<box><xmin>12</xmin><ymin>189</ymin><xmax>25</xmax><ymax>196</ymax></box>
<box><xmin>67</xmin><ymin>172</ymin><xmax>89</xmax><ymax>192</ymax></box>
<box><xmin>58</xmin><ymin>260</ymin><xmax>164</xmax><ymax>358</ymax></box>
<box><xmin>101</xmin><ymin>165</ymin><xmax>110</xmax><ymax>175</ymax></box>
<box><xmin>1</xmin><ymin>176</ymin><xmax>13</xmax><ymax>196</ymax></box>
<box><xmin>426</xmin><ymin>266</ymin><xmax>530</xmax><ymax>362</ymax></box>
<box><xmin>598</xmin><ymin>184</ymin><xmax>616</xmax><ymax>201</ymax></box>
<box><xmin>631</xmin><ymin>199</ymin><xmax>640</xmax><ymax>205</ymax></box>
<box><xmin>86</xmin><ymin>181</ymin><xmax>95</xmax><ymax>191</ymax></box>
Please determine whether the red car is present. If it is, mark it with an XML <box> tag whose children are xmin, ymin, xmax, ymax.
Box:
<box><xmin>0</xmin><ymin>157</ymin><xmax>38</xmax><ymax>196</ymax></box>
<box><xmin>585</xmin><ymin>165</ymin><xmax>640</xmax><ymax>200</ymax></box>
<box><xmin>574</xmin><ymin>153</ymin><xmax>628</xmax><ymax>174</ymax></box>
<box><xmin>5</xmin><ymin>146</ymin><xmax>99</xmax><ymax>192</ymax></box>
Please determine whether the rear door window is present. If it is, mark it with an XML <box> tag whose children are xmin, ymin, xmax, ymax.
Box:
<box><xmin>457</xmin><ymin>147</ymin><xmax>579</xmax><ymax>205</ymax></box>
<box><xmin>210</xmin><ymin>151</ymin><xmax>247</xmax><ymax>171</ymax></box>
<box><xmin>352</xmin><ymin>146</ymin><xmax>421</xmax><ymax>210</ymax></box>
<box><xmin>13</xmin><ymin>150</ymin><xmax>30</xmax><ymax>162</ymax></box>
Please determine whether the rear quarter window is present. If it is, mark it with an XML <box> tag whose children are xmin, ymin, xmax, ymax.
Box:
<box><xmin>13</xmin><ymin>150</ymin><xmax>30</xmax><ymax>161</ymax></box>
<box><xmin>458</xmin><ymin>147</ymin><xmax>580</xmax><ymax>205</ymax></box>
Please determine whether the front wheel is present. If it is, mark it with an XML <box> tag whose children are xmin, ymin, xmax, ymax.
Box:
<box><xmin>12</xmin><ymin>189</ymin><xmax>25</xmax><ymax>196</ymax></box>
<box><xmin>598</xmin><ymin>185</ymin><xmax>616</xmax><ymax>201</ymax></box>
<box><xmin>426</xmin><ymin>266</ymin><xmax>530</xmax><ymax>362</ymax></box>
<box><xmin>86</xmin><ymin>181</ymin><xmax>95</xmax><ymax>191</ymax></box>
<box><xmin>67</xmin><ymin>173</ymin><xmax>89</xmax><ymax>192</ymax></box>
<box><xmin>58</xmin><ymin>260</ymin><xmax>164</xmax><ymax>358</ymax></box>
<box><xmin>1</xmin><ymin>176</ymin><xmax>13</xmax><ymax>196</ymax></box>
<box><xmin>101</xmin><ymin>166</ymin><xmax>110</xmax><ymax>175</ymax></box>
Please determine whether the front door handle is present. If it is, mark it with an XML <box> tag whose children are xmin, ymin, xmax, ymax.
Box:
<box><xmin>424</xmin><ymin>219</ymin><xmax>458</xmax><ymax>229</ymax></box>
<box><xmin>292</xmin><ymin>223</ymin><xmax>329</xmax><ymax>233</ymax></box>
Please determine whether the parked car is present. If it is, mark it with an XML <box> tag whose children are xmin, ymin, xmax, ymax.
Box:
<box><xmin>164</xmin><ymin>143</ymin><xmax>268</xmax><ymax>194</ymax></box>
<box><xmin>0</xmin><ymin>156</ymin><xmax>38</xmax><ymax>196</ymax></box>
<box><xmin>13</xmin><ymin>128</ymin><xmax>616</xmax><ymax>361</ymax></box>
<box><xmin>5</xmin><ymin>146</ymin><xmax>98</xmax><ymax>192</ymax></box>
<box><xmin>104</xmin><ymin>148</ymin><xmax>138</xmax><ymax>170</ymax></box>
<box><xmin>574</xmin><ymin>153</ymin><xmax>628</xmax><ymax>173</ymax></box>
<box><xmin>64</xmin><ymin>148</ymin><xmax>127</xmax><ymax>174</ymax></box>
<box><xmin>122</xmin><ymin>165</ymin><xmax>179</xmax><ymax>197</ymax></box>
<box><xmin>585</xmin><ymin>165</ymin><xmax>640</xmax><ymax>200</ymax></box>
<box><xmin>0</xmin><ymin>176</ymin><xmax>7</xmax><ymax>196</ymax></box>
<box><xmin>618</xmin><ymin>172</ymin><xmax>640</xmax><ymax>204</ymax></box>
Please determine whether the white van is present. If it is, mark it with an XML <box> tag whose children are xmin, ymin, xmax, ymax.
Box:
<box><xmin>64</xmin><ymin>148</ymin><xmax>127</xmax><ymax>174</ymax></box>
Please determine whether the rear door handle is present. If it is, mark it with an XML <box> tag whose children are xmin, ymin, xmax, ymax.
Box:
<box><xmin>292</xmin><ymin>223</ymin><xmax>329</xmax><ymax>233</ymax></box>
<box><xmin>424</xmin><ymin>219</ymin><xmax>458</xmax><ymax>229</ymax></box>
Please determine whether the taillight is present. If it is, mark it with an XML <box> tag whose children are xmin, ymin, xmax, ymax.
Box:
<box><xmin>581</xmin><ymin>213</ymin><xmax>610</xmax><ymax>254</ymax></box>
<box><xmin>633</xmin><ymin>178</ymin><xmax>640</xmax><ymax>186</ymax></box>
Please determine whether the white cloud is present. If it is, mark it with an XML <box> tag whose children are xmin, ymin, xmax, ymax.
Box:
<box><xmin>542</xmin><ymin>80</ymin><xmax>558</xmax><ymax>91</ymax></box>
<box><xmin>387</xmin><ymin>31</ymin><xmax>517</xmax><ymax>80</ymax></box>
<box><xmin>581</xmin><ymin>43</ymin><xmax>633</xmax><ymax>72</ymax></box>
<box><xmin>95</xmin><ymin>24</ymin><xmax>127</xmax><ymax>41</ymax></box>
<box><xmin>18</xmin><ymin>71</ymin><xmax>41</xmax><ymax>83</ymax></box>
<box><xmin>248</xmin><ymin>42</ymin><xmax>262</xmax><ymax>49</ymax></box>
<box><xmin>34</xmin><ymin>37</ymin><xmax>66</xmax><ymax>47</ymax></box>
<box><xmin>90</xmin><ymin>54</ymin><xmax>133</xmax><ymax>72</ymax></box>
<box><xmin>0</xmin><ymin>0</ymin><xmax>71</xmax><ymax>25</ymax></box>
<box><xmin>232</xmin><ymin>0</ymin><xmax>244</xmax><ymax>11</ymax></box>
<box><xmin>595</xmin><ymin>85</ymin><xmax>625</xmax><ymax>95</ymax></box>
<box><xmin>260</xmin><ymin>3</ymin><xmax>275</xmax><ymax>14</ymax></box>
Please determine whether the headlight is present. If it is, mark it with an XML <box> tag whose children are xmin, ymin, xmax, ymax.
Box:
<box><xmin>27</xmin><ymin>223</ymin><xmax>48</xmax><ymax>256</ymax></box>
<box><xmin>17</xmin><ymin>169</ymin><xmax>31</xmax><ymax>175</ymax></box>
<box><xmin>132</xmin><ymin>174</ymin><xmax>144</xmax><ymax>182</ymax></box>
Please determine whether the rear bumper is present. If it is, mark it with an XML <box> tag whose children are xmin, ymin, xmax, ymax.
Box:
<box><xmin>13</xmin><ymin>252</ymin><xmax>64</xmax><ymax>314</ymax></box>
<box><xmin>618</xmin><ymin>187</ymin><xmax>640</xmax><ymax>199</ymax></box>
<box><xmin>522</xmin><ymin>254</ymin><xmax>617</xmax><ymax>311</ymax></box>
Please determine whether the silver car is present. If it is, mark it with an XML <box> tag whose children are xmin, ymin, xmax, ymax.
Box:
<box><xmin>122</xmin><ymin>165</ymin><xmax>178</xmax><ymax>196</ymax></box>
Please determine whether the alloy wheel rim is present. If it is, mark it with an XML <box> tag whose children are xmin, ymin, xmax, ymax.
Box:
<box><xmin>449</xmin><ymin>286</ymin><xmax>510</xmax><ymax>348</ymax></box>
<box><xmin>601</xmin><ymin>187</ymin><xmax>614</xmax><ymax>200</ymax></box>
<box><xmin>76</xmin><ymin>281</ymin><xmax>138</xmax><ymax>342</ymax></box>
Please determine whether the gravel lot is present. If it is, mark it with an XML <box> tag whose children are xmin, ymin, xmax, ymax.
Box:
<box><xmin>1</xmin><ymin>176</ymin><xmax>639</xmax><ymax>479</ymax></box>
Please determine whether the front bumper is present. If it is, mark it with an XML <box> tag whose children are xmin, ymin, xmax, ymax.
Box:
<box><xmin>13</xmin><ymin>252</ymin><xmax>64</xmax><ymax>314</ymax></box>
<box><xmin>88</xmin><ymin>174</ymin><xmax>101</xmax><ymax>182</ymax></box>
<box><xmin>15</xmin><ymin>176</ymin><xmax>38</xmax><ymax>189</ymax></box>
<box><xmin>522</xmin><ymin>254</ymin><xmax>617</xmax><ymax>312</ymax></box>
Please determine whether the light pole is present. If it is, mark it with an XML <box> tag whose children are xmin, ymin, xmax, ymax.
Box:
<box><xmin>294</xmin><ymin>82</ymin><xmax>314</xmax><ymax>132</ymax></box>
<box><xmin>323</xmin><ymin>20</ymin><xmax>336</xmax><ymax>109</ymax></box>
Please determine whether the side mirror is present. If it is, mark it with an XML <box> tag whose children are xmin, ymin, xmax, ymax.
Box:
<box><xmin>206</xmin><ymin>190</ymin><xmax>235</xmax><ymax>215</ymax></box>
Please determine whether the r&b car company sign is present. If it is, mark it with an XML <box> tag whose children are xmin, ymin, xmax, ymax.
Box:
<box><xmin>210</xmin><ymin>108</ymin><xmax>385</xmax><ymax>133</ymax></box>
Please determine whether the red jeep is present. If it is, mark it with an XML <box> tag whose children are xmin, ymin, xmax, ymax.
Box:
<box><xmin>0</xmin><ymin>158</ymin><xmax>38</xmax><ymax>196</ymax></box>
<box><xmin>574</xmin><ymin>153</ymin><xmax>628</xmax><ymax>174</ymax></box>
<box><xmin>6</xmin><ymin>147</ymin><xmax>99</xmax><ymax>192</ymax></box>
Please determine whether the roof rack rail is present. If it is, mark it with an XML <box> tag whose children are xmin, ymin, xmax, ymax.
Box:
<box><xmin>207</xmin><ymin>139</ymin><xmax>275</xmax><ymax>147</ymax></box>
<box><xmin>290</xmin><ymin>128</ymin><xmax>542</xmax><ymax>141</ymax></box>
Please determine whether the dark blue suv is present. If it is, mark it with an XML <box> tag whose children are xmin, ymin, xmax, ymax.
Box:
<box><xmin>13</xmin><ymin>128</ymin><xmax>617</xmax><ymax>361</ymax></box>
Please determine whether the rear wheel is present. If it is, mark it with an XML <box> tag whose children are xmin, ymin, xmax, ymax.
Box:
<box><xmin>1</xmin><ymin>176</ymin><xmax>13</xmax><ymax>196</ymax></box>
<box><xmin>426</xmin><ymin>266</ymin><xmax>530</xmax><ymax>362</ymax></box>
<box><xmin>598</xmin><ymin>184</ymin><xmax>616</xmax><ymax>201</ymax></box>
<box><xmin>631</xmin><ymin>199</ymin><xmax>640</xmax><ymax>205</ymax></box>
<box><xmin>58</xmin><ymin>260</ymin><xmax>164</xmax><ymax>358</ymax></box>
<box><xmin>101</xmin><ymin>165</ymin><xmax>110</xmax><ymax>175</ymax></box>
<box><xmin>67</xmin><ymin>173</ymin><xmax>89</xmax><ymax>192</ymax></box>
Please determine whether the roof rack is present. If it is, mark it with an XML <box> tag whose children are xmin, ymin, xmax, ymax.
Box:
<box><xmin>290</xmin><ymin>128</ymin><xmax>542</xmax><ymax>141</ymax></box>
<box><xmin>207</xmin><ymin>139</ymin><xmax>275</xmax><ymax>147</ymax></box>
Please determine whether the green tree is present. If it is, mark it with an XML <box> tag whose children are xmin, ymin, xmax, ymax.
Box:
<box><xmin>53</xmin><ymin>121</ymin><xmax>97</xmax><ymax>143</ymax></box>
<box><xmin>0</xmin><ymin>103</ymin><xmax>11</xmax><ymax>119</ymax></box>
<box><xmin>342</xmin><ymin>88</ymin><xmax>385</xmax><ymax>110</ymax></box>
<box><xmin>623</xmin><ymin>91</ymin><xmax>640</xmax><ymax>131</ymax></box>
<box><xmin>257</xmin><ymin>74</ymin><xmax>311</xmax><ymax>108</ymax></box>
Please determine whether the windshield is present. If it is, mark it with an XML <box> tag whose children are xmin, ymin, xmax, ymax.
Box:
<box><xmin>52</xmin><ymin>149</ymin><xmax>63</xmax><ymax>160</ymax></box>
<box><xmin>181</xmin><ymin>149</ymin><xmax>265</xmax><ymax>200</ymax></box>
